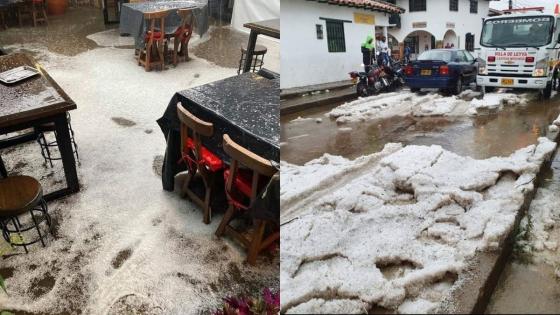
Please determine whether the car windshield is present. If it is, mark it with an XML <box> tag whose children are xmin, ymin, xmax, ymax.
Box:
<box><xmin>481</xmin><ymin>16</ymin><xmax>554</xmax><ymax>47</ymax></box>
<box><xmin>417</xmin><ymin>50</ymin><xmax>452</xmax><ymax>62</ymax></box>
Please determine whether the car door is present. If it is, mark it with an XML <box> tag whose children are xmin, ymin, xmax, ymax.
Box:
<box><xmin>453</xmin><ymin>51</ymin><xmax>468</xmax><ymax>78</ymax></box>
<box><xmin>463</xmin><ymin>51</ymin><xmax>477</xmax><ymax>82</ymax></box>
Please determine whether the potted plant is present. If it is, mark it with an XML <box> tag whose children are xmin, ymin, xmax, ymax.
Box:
<box><xmin>48</xmin><ymin>0</ymin><xmax>69</xmax><ymax>16</ymax></box>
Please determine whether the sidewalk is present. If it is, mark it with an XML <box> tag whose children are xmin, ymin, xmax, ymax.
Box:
<box><xmin>280</xmin><ymin>81</ymin><xmax>356</xmax><ymax>115</ymax></box>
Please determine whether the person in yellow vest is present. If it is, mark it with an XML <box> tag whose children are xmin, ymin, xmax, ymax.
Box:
<box><xmin>361</xmin><ymin>34</ymin><xmax>376</xmax><ymax>72</ymax></box>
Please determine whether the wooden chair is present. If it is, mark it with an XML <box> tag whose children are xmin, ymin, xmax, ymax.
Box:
<box><xmin>138</xmin><ymin>10</ymin><xmax>168</xmax><ymax>72</ymax></box>
<box><xmin>215</xmin><ymin>134</ymin><xmax>278</xmax><ymax>265</ymax></box>
<box><xmin>171</xmin><ymin>8</ymin><xmax>194</xmax><ymax>66</ymax></box>
<box><xmin>0</xmin><ymin>8</ymin><xmax>7</xmax><ymax>30</ymax></box>
<box><xmin>0</xmin><ymin>176</ymin><xmax>52</xmax><ymax>253</ymax></box>
<box><xmin>177</xmin><ymin>102</ymin><xmax>223</xmax><ymax>224</ymax></box>
<box><xmin>17</xmin><ymin>0</ymin><xmax>48</xmax><ymax>27</ymax></box>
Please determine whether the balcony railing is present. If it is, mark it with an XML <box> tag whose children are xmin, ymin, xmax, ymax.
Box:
<box><xmin>389</xmin><ymin>14</ymin><xmax>401</xmax><ymax>28</ymax></box>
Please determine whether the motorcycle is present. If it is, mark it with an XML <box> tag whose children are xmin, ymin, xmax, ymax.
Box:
<box><xmin>349</xmin><ymin>57</ymin><xmax>406</xmax><ymax>97</ymax></box>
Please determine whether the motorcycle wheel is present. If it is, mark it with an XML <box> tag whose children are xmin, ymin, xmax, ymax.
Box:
<box><xmin>357</xmin><ymin>82</ymin><xmax>368</xmax><ymax>97</ymax></box>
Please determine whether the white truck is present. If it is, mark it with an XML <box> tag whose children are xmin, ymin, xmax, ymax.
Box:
<box><xmin>477</xmin><ymin>12</ymin><xmax>560</xmax><ymax>98</ymax></box>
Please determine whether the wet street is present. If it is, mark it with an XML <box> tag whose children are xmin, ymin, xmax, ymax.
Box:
<box><xmin>281</xmin><ymin>90</ymin><xmax>560</xmax><ymax>313</ymax></box>
<box><xmin>281</xmin><ymin>92</ymin><xmax>560</xmax><ymax>165</ymax></box>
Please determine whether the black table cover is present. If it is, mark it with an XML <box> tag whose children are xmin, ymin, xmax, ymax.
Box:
<box><xmin>157</xmin><ymin>71</ymin><xmax>280</xmax><ymax>191</ymax></box>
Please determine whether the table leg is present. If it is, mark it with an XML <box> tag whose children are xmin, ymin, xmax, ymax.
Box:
<box><xmin>242</xmin><ymin>30</ymin><xmax>258</xmax><ymax>73</ymax></box>
<box><xmin>49</xmin><ymin>113</ymin><xmax>79</xmax><ymax>198</ymax></box>
<box><xmin>0</xmin><ymin>155</ymin><xmax>7</xmax><ymax>178</ymax></box>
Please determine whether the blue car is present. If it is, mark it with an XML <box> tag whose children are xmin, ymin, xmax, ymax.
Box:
<box><xmin>404</xmin><ymin>49</ymin><xmax>478</xmax><ymax>95</ymax></box>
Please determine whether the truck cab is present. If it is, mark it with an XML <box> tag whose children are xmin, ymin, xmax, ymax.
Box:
<box><xmin>477</xmin><ymin>12</ymin><xmax>560</xmax><ymax>98</ymax></box>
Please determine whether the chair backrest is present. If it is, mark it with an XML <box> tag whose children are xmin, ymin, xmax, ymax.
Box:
<box><xmin>177</xmin><ymin>9</ymin><xmax>194</xmax><ymax>37</ymax></box>
<box><xmin>223</xmin><ymin>134</ymin><xmax>276</xmax><ymax>203</ymax></box>
<box><xmin>144</xmin><ymin>10</ymin><xmax>168</xmax><ymax>42</ymax></box>
<box><xmin>177</xmin><ymin>102</ymin><xmax>213</xmax><ymax>162</ymax></box>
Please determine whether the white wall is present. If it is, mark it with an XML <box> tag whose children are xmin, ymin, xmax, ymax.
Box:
<box><xmin>231</xmin><ymin>0</ymin><xmax>280</xmax><ymax>34</ymax></box>
<box><xmin>389</xmin><ymin>0</ymin><xmax>490</xmax><ymax>49</ymax></box>
<box><xmin>281</xmin><ymin>0</ymin><xmax>389</xmax><ymax>89</ymax></box>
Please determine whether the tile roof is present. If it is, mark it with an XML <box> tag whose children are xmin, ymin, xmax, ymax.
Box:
<box><xmin>310</xmin><ymin>0</ymin><xmax>405</xmax><ymax>14</ymax></box>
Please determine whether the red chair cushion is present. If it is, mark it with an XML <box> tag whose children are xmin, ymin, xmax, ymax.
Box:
<box><xmin>223</xmin><ymin>168</ymin><xmax>255</xmax><ymax>198</ymax></box>
<box><xmin>145</xmin><ymin>31</ymin><xmax>163</xmax><ymax>41</ymax></box>
<box><xmin>174</xmin><ymin>25</ymin><xmax>192</xmax><ymax>37</ymax></box>
<box><xmin>183</xmin><ymin>138</ymin><xmax>223</xmax><ymax>172</ymax></box>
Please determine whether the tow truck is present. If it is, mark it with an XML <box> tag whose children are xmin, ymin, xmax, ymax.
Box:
<box><xmin>477</xmin><ymin>8</ymin><xmax>560</xmax><ymax>98</ymax></box>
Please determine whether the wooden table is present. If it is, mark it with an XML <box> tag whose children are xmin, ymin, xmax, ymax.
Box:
<box><xmin>0</xmin><ymin>53</ymin><xmax>79</xmax><ymax>201</ymax></box>
<box><xmin>119</xmin><ymin>0</ymin><xmax>207</xmax><ymax>49</ymax></box>
<box><xmin>242</xmin><ymin>18</ymin><xmax>279</xmax><ymax>73</ymax></box>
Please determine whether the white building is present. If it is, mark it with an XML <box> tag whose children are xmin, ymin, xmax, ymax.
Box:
<box><xmin>281</xmin><ymin>0</ymin><xmax>404</xmax><ymax>90</ymax></box>
<box><xmin>386</xmin><ymin>0</ymin><xmax>493</xmax><ymax>59</ymax></box>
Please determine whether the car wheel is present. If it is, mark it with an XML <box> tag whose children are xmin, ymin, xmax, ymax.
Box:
<box><xmin>543</xmin><ymin>81</ymin><xmax>552</xmax><ymax>99</ymax></box>
<box><xmin>357</xmin><ymin>82</ymin><xmax>368</xmax><ymax>97</ymax></box>
<box><xmin>451</xmin><ymin>77</ymin><xmax>462</xmax><ymax>95</ymax></box>
<box><xmin>410</xmin><ymin>87</ymin><xmax>420</xmax><ymax>93</ymax></box>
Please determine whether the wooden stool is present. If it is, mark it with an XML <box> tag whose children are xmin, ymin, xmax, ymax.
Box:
<box><xmin>31</xmin><ymin>0</ymin><xmax>48</xmax><ymax>27</ymax></box>
<box><xmin>215</xmin><ymin>134</ymin><xmax>278</xmax><ymax>265</ymax></box>
<box><xmin>0</xmin><ymin>176</ymin><xmax>52</xmax><ymax>253</ymax></box>
<box><xmin>16</xmin><ymin>0</ymin><xmax>47</xmax><ymax>27</ymax></box>
<box><xmin>35</xmin><ymin>113</ymin><xmax>80</xmax><ymax>168</ymax></box>
<box><xmin>237</xmin><ymin>44</ymin><xmax>267</xmax><ymax>74</ymax></box>
<box><xmin>171</xmin><ymin>8</ymin><xmax>194</xmax><ymax>66</ymax></box>
<box><xmin>138</xmin><ymin>10</ymin><xmax>168</xmax><ymax>72</ymax></box>
<box><xmin>177</xmin><ymin>102</ymin><xmax>223</xmax><ymax>224</ymax></box>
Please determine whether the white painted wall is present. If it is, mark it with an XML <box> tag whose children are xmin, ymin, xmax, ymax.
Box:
<box><xmin>231</xmin><ymin>0</ymin><xmax>280</xmax><ymax>34</ymax></box>
<box><xmin>281</xmin><ymin>0</ymin><xmax>389</xmax><ymax>89</ymax></box>
<box><xmin>389</xmin><ymin>0</ymin><xmax>490</xmax><ymax>49</ymax></box>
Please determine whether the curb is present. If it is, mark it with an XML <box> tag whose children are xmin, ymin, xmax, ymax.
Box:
<box><xmin>444</xmin><ymin>125</ymin><xmax>560</xmax><ymax>314</ymax></box>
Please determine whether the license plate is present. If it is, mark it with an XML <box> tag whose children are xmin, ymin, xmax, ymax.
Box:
<box><xmin>421</xmin><ymin>69</ymin><xmax>432</xmax><ymax>76</ymax></box>
<box><xmin>501</xmin><ymin>78</ymin><xmax>514</xmax><ymax>85</ymax></box>
<box><xmin>352</xmin><ymin>77</ymin><xmax>358</xmax><ymax>84</ymax></box>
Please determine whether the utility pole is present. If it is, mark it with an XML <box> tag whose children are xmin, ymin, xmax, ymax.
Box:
<box><xmin>509</xmin><ymin>0</ymin><xmax>513</xmax><ymax>10</ymax></box>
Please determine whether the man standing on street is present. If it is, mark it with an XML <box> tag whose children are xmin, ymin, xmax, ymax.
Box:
<box><xmin>361</xmin><ymin>34</ymin><xmax>376</xmax><ymax>72</ymax></box>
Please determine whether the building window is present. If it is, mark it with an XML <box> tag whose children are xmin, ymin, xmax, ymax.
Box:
<box><xmin>326</xmin><ymin>20</ymin><xmax>346</xmax><ymax>52</ymax></box>
<box><xmin>470</xmin><ymin>0</ymin><xmax>478</xmax><ymax>13</ymax></box>
<box><xmin>316</xmin><ymin>24</ymin><xmax>323</xmax><ymax>39</ymax></box>
<box><xmin>409</xmin><ymin>0</ymin><xmax>426</xmax><ymax>12</ymax></box>
<box><xmin>449</xmin><ymin>0</ymin><xmax>458</xmax><ymax>11</ymax></box>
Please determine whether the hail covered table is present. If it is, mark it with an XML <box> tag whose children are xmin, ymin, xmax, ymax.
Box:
<box><xmin>0</xmin><ymin>53</ymin><xmax>79</xmax><ymax>201</ymax></box>
<box><xmin>119</xmin><ymin>0</ymin><xmax>208</xmax><ymax>49</ymax></box>
<box><xmin>157</xmin><ymin>70</ymin><xmax>280</xmax><ymax>191</ymax></box>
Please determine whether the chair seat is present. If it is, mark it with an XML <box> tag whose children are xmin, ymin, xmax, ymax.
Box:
<box><xmin>145</xmin><ymin>30</ymin><xmax>163</xmax><ymax>41</ymax></box>
<box><xmin>241</xmin><ymin>44</ymin><xmax>268</xmax><ymax>55</ymax></box>
<box><xmin>0</xmin><ymin>176</ymin><xmax>42</xmax><ymax>217</ymax></box>
<box><xmin>184</xmin><ymin>138</ymin><xmax>223</xmax><ymax>172</ymax></box>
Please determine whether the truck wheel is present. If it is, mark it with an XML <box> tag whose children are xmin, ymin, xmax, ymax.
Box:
<box><xmin>410</xmin><ymin>87</ymin><xmax>420</xmax><ymax>93</ymax></box>
<box><xmin>357</xmin><ymin>82</ymin><xmax>368</xmax><ymax>97</ymax></box>
<box><xmin>543</xmin><ymin>82</ymin><xmax>552</xmax><ymax>99</ymax></box>
<box><xmin>451</xmin><ymin>77</ymin><xmax>462</xmax><ymax>95</ymax></box>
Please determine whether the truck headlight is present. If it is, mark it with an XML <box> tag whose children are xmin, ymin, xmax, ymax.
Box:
<box><xmin>533</xmin><ymin>59</ymin><xmax>548</xmax><ymax>77</ymax></box>
<box><xmin>478</xmin><ymin>60</ymin><xmax>488</xmax><ymax>75</ymax></box>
